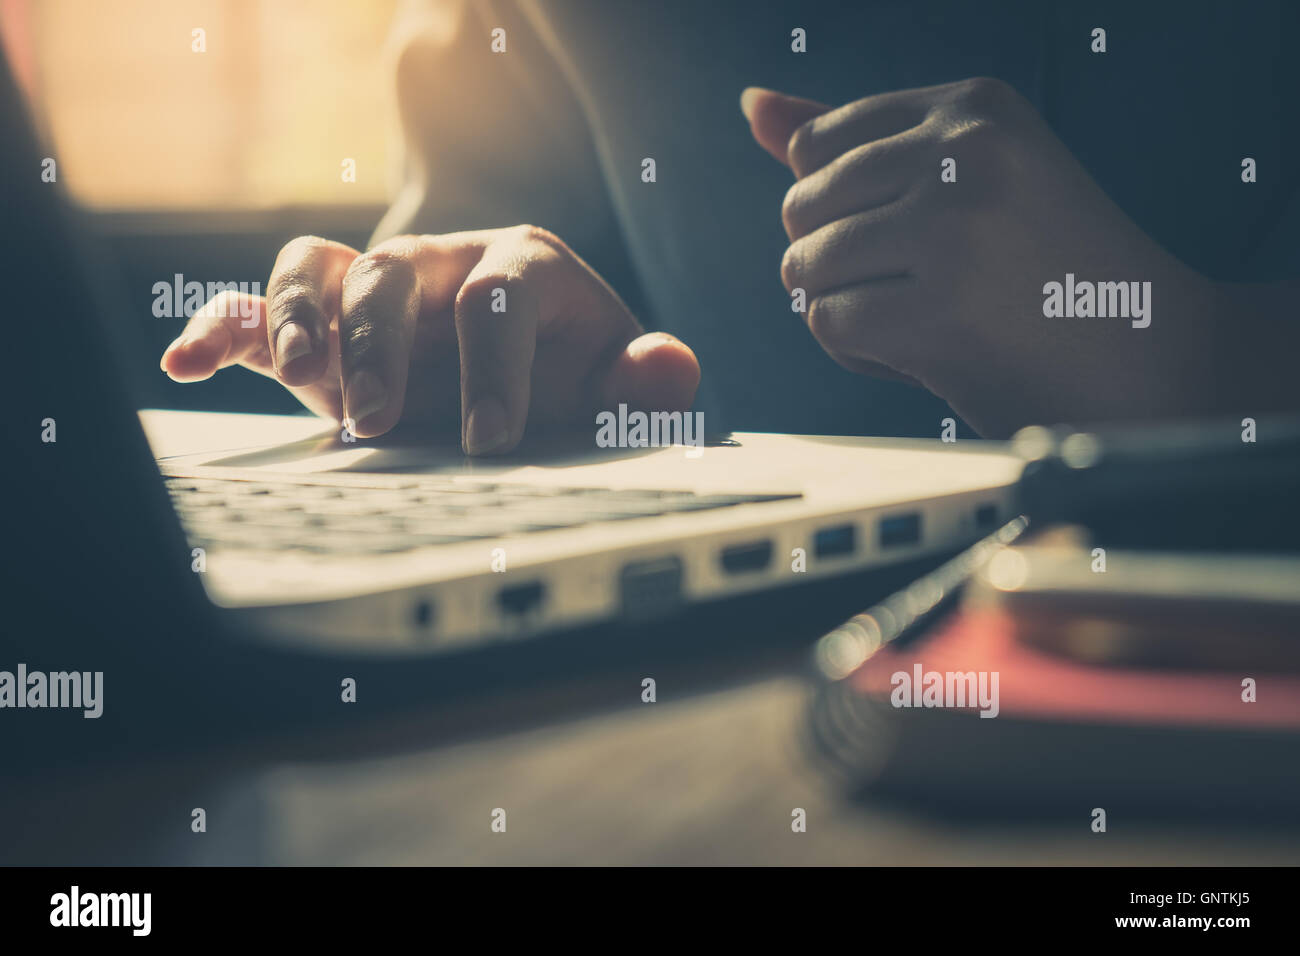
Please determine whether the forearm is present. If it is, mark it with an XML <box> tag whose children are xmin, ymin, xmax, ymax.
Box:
<box><xmin>370</xmin><ymin>0</ymin><xmax>612</xmax><ymax>246</ymax></box>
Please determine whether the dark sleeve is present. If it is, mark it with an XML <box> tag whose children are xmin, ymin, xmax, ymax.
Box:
<box><xmin>370</xmin><ymin>0</ymin><xmax>624</xmax><ymax>259</ymax></box>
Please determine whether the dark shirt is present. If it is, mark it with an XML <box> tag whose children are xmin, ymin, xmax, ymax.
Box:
<box><xmin>376</xmin><ymin>0</ymin><xmax>1299</xmax><ymax>436</ymax></box>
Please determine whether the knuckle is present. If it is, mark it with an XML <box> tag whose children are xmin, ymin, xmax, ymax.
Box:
<box><xmin>271</xmin><ymin>236</ymin><xmax>331</xmax><ymax>283</ymax></box>
<box><xmin>454</xmin><ymin>272</ymin><xmax>513</xmax><ymax>315</ymax></box>
<box><xmin>787</xmin><ymin>119</ymin><xmax>817</xmax><ymax>172</ymax></box>
<box><xmin>280</xmin><ymin>234</ymin><xmax>332</xmax><ymax>258</ymax></box>
<box><xmin>781</xmin><ymin>181</ymin><xmax>811</xmax><ymax>239</ymax></box>
<box><xmin>345</xmin><ymin>247</ymin><xmax>416</xmax><ymax>284</ymax></box>
<box><xmin>956</xmin><ymin>76</ymin><xmax>1023</xmax><ymax>116</ymax></box>
<box><xmin>940</xmin><ymin>115</ymin><xmax>1001</xmax><ymax>151</ymax></box>
<box><xmin>501</xmin><ymin>223</ymin><xmax>567</xmax><ymax>257</ymax></box>
<box><xmin>514</xmin><ymin>225</ymin><xmax>572</xmax><ymax>269</ymax></box>
<box><xmin>516</xmin><ymin>223</ymin><xmax>557</xmax><ymax>246</ymax></box>
<box><xmin>366</xmin><ymin>234</ymin><xmax>421</xmax><ymax>259</ymax></box>
<box><xmin>780</xmin><ymin>242</ymin><xmax>806</xmax><ymax>293</ymax></box>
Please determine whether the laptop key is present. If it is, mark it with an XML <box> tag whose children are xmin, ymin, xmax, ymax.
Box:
<box><xmin>168</xmin><ymin>475</ymin><xmax>802</xmax><ymax>553</ymax></box>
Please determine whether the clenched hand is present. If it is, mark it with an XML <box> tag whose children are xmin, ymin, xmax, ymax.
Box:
<box><xmin>743</xmin><ymin>80</ymin><xmax>1224</xmax><ymax>436</ymax></box>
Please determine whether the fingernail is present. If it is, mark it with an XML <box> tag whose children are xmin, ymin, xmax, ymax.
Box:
<box><xmin>274</xmin><ymin>322</ymin><xmax>313</xmax><ymax>371</ymax></box>
<box><xmin>464</xmin><ymin>398</ymin><xmax>511</xmax><ymax>455</ymax></box>
<box><xmin>629</xmin><ymin>331</ymin><xmax>680</xmax><ymax>356</ymax></box>
<box><xmin>345</xmin><ymin>369</ymin><xmax>388</xmax><ymax>426</ymax></box>
<box><xmin>739</xmin><ymin>87</ymin><xmax>766</xmax><ymax>121</ymax></box>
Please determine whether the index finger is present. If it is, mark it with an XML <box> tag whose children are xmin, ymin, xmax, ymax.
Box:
<box><xmin>785</xmin><ymin>83</ymin><xmax>945</xmax><ymax>178</ymax></box>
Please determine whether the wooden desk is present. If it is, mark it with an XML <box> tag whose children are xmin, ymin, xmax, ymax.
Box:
<box><xmin>124</xmin><ymin>675</ymin><xmax>1292</xmax><ymax>866</ymax></box>
<box><xmin>11</xmin><ymin>412</ymin><xmax>1288</xmax><ymax>866</ymax></box>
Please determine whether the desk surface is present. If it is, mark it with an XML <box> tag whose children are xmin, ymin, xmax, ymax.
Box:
<box><xmin>44</xmin><ymin>411</ymin><xmax>1283</xmax><ymax>865</ymax></box>
<box><xmin>116</xmin><ymin>675</ymin><xmax>1289</xmax><ymax>866</ymax></box>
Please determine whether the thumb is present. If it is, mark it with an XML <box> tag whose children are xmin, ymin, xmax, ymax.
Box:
<box><xmin>598</xmin><ymin>332</ymin><xmax>701</xmax><ymax>415</ymax></box>
<box><xmin>741</xmin><ymin>86</ymin><xmax>832</xmax><ymax>168</ymax></box>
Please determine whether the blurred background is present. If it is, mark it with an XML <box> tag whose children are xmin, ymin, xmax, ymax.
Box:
<box><xmin>0</xmin><ymin>0</ymin><xmax>398</xmax><ymax>412</ymax></box>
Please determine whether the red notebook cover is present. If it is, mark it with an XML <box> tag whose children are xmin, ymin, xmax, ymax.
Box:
<box><xmin>850</xmin><ymin>607</ymin><xmax>1300</xmax><ymax>729</ymax></box>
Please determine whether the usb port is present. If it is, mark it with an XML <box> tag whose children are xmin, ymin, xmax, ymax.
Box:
<box><xmin>879</xmin><ymin>513</ymin><xmax>922</xmax><ymax>548</ymax></box>
<box><xmin>720</xmin><ymin>540</ymin><xmax>773</xmax><ymax>574</ymax></box>
<box><xmin>620</xmin><ymin>557</ymin><xmax>683</xmax><ymax>620</ymax></box>
<box><xmin>813</xmin><ymin>523</ymin><xmax>856</xmax><ymax>558</ymax></box>
<box><xmin>497</xmin><ymin>581</ymin><xmax>546</xmax><ymax>617</ymax></box>
<box><xmin>974</xmin><ymin>503</ymin><xmax>999</xmax><ymax>529</ymax></box>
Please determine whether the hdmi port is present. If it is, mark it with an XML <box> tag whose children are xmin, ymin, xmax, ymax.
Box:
<box><xmin>720</xmin><ymin>540</ymin><xmax>773</xmax><ymax>574</ymax></box>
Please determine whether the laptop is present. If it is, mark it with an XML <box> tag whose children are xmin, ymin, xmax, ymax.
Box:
<box><xmin>3</xmin><ymin>49</ymin><xmax>1022</xmax><ymax>665</ymax></box>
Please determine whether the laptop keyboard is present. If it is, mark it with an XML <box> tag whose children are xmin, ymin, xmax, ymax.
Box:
<box><xmin>165</xmin><ymin>476</ymin><xmax>801</xmax><ymax>556</ymax></box>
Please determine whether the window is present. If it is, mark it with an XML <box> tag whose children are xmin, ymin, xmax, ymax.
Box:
<box><xmin>2</xmin><ymin>0</ymin><xmax>398</xmax><ymax>208</ymax></box>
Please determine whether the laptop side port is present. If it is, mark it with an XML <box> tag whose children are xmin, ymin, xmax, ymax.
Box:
<box><xmin>813</xmin><ymin>523</ymin><xmax>856</xmax><ymax>558</ymax></box>
<box><xmin>879</xmin><ymin>512</ymin><xmax>922</xmax><ymax>548</ymax></box>
<box><xmin>720</xmin><ymin>540</ymin><xmax>773</xmax><ymax>574</ymax></box>
<box><xmin>620</xmin><ymin>556</ymin><xmax>683</xmax><ymax>621</ymax></box>
<box><xmin>411</xmin><ymin>598</ymin><xmax>436</xmax><ymax>636</ymax></box>
<box><xmin>497</xmin><ymin>581</ymin><xmax>546</xmax><ymax>617</ymax></box>
<box><xmin>974</xmin><ymin>503</ymin><xmax>999</xmax><ymax>530</ymax></box>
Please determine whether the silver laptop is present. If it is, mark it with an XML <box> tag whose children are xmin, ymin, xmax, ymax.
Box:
<box><xmin>155</xmin><ymin>415</ymin><xmax>1022</xmax><ymax>653</ymax></box>
<box><xmin>5</xmin><ymin>46</ymin><xmax>1023</xmax><ymax>659</ymax></box>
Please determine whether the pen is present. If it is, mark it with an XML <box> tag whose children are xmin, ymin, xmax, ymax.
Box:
<box><xmin>813</xmin><ymin>516</ymin><xmax>1029</xmax><ymax>682</ymax></box>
